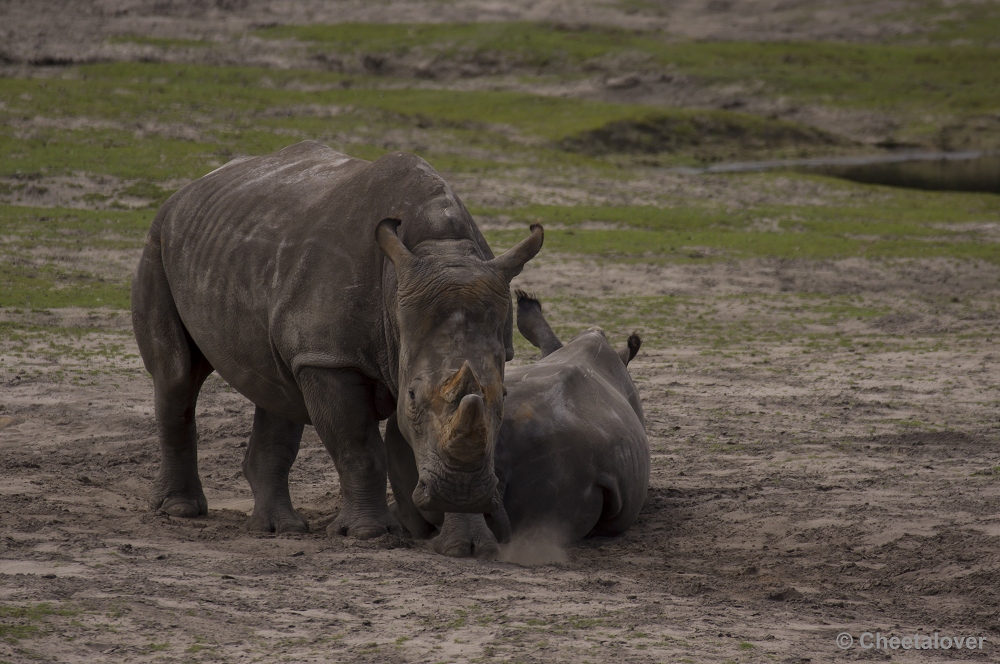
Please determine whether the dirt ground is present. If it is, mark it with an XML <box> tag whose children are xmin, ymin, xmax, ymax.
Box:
<box><xmin>2</xmin><ymin>1</ymin><xmax>1000</xmax><ymax>662</ymax></box>
<box><xmin>2</xmin><ymin>256</ymin><xmax>1000</xmax><ymax>663</ymax></box>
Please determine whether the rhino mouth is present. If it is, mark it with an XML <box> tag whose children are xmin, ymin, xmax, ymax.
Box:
<box><xmin>412</xmin><ymin>460</ymin><xmax>501</xmax><ymax>513</ymax></box>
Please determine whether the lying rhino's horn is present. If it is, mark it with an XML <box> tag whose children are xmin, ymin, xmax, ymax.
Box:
<box><xmin>375</xmin><ymin>218</ymin><xmax>412</xmax><ymax>270</ymax></box>
<box><xmin>442</xmin><ymin>393</ymin><xmax>489</xmax><ymax>463</ymax></box>
<box><xmin>443</xmin><ymin>360</ymin><xmax>482</xmax><ymax>403</ymax></box>
<box><xmin>487</xmin><ymin>224</ymin><xmax>544</xmax><ymax>281</ymax></box>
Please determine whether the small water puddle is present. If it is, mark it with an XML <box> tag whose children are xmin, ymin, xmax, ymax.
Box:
<box><xmin>668</xmin><ymin>151</ymin><xmax>1000</xmax><ymax>194</ymax></box>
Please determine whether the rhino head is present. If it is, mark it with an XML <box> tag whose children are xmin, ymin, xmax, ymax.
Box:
<box><xmin>377</xmin><ymin>218</ymin><xmax>543</xmax><ymax>513</ymax></box>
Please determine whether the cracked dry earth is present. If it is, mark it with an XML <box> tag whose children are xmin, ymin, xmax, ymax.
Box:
<box><xmin>2</xmin><ymin>256</ymin><xmax>1000</xmax><ymax>663</ymax></box>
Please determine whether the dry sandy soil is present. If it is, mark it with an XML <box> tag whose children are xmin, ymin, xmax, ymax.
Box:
<box><xmin>2</xmin><ymin>256</ymin><xmax>1000</xmax><ymax>663</ymax></box>
<box><xmin>2</xmin><ymin>1</ymin><xmax>1000</xmax><ymax>663</ymax></box>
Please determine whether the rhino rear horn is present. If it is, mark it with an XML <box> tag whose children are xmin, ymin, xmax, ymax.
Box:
<box><xmin>488</xmin><ymin>224</ymin><xmax>543</xmax><ymax>282</ymax></box>
<box><xmin>442</xmin><ymin>360</ymin><xmax>483</xmax><ymax>404</ymax></box>
<box><xmin>375</xmin><ymin>218</ymin><xmax>412</xmax><ymax>270</ymax></box>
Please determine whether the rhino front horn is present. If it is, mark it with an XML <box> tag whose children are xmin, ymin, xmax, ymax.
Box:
<box><xmin>442</xmin><ymin>394</ymin><xmax>489</xmax><ymax>465</ymax></box>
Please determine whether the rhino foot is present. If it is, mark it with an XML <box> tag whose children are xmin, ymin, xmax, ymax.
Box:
<box><xmin>149</xmin><ymin>490</ymin><xmax>207</xmax><ymax>518</ymax></box>
<box><xmin>327</xmin><ymin>506</ymin><xmax>403</xmax><ymax>540</ymax></box>
<box><xmin>245</xmin><ymin>505</ymin><xmax>309</xmax><ymax>534</ymax></box>
<box><xmin>388</xmin><ymin>500</ymin><xmax>435</xmax><ymax>540</ymax></box>
<box><xmin>432</xmin><ymin>513</ymin><xmax>499</xmax><ymax>560</ymax></box>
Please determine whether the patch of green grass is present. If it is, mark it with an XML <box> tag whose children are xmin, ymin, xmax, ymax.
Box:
<box><xmin>0</xmin><ymin>63</ymin><xmax>605</xmax><ymax>178</ymax></box>
<box><xmin>483</xmin><ymin>180</ymin><xmax>1000</xmax><ymax>263</ymax></box>
<box><xmin>0</xmin><ymin>205</ymin><xmax>147</xmax><ymax>308</ymax></box>
<box><xmin>257</xmin><ymin>22</ymin><xmax>1000</xmax><ymax>119</ymax></box>
<box><xmin>0</xmin><ymin>127</ymin><xmax>229</xmax><ymax>181</ymax></box>
<box><xmin>0</xmin><ymin>61</ymin><xmax>878</xmax><ymax>183</ymax></box>
<box><xmin>0</xmin><ymin>263</ymin><xmax>131</xmax><ymax>309</ymax></box>
<box><xmin>652</xmin><ymin>42</ymin><xmax>1000</xmax><ymax>119</ymax></box>
<box><xmin>0</xmin><ymin>204</ymin><xmax>151</xmax><ymax>249</ymax></box>
<box><xmin>0</xmin><ymin>605</ymin><xmax>77</xmax><ymax>620</ymax></box>
<box><xmin>0</xmin><ymin>604</ymin><xmax>77</xmax><ymax>644</ymax></box>
<box><xmin>255</xmin><ymin>21</ymin><xmax>635</xmax><ymax>68</ymax></box>
<box><xmin>118</xmin><ymin>180</ymin><xmax>176</xmax><ymax>206</ymax></box>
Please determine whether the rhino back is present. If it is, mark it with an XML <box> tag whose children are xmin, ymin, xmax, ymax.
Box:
<box><xmin>151</xmin><ymin>141</ymin><xmax>487</xmax><ymax>420</ymax></box>
<box><xmin>498</xmin><ymin>332</ymin><xmax>649</xmax><ymax>539</ymax></box>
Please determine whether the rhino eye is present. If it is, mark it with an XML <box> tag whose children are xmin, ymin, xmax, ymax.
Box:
<box><xmin>407</xmin><ymin>388</ymin><xmax>416</xmax><ymax>401</ymax></box>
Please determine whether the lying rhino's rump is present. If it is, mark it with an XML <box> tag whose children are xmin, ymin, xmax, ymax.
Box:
<box><xmin>497</xmin><ymin>330</ymin><xmax>649</xmax><ymax>539</ymax></box>
<box><xmin>150</xmin><ymin>141</ymin><xmax>499</xmax><ymax>421</ymax></box>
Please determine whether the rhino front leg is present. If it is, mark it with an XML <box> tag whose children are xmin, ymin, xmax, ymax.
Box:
<box><xmin>297</xmin><ymin>368</ymin><xmax>402</xmax><ymax>539</ymax></box>
<box><xmin>386</xmin><ymin>413</ymin><xmax>510</xmax><ymax>553</ymax></box>
<box><xmin>384</xmin><ymin>414</ymin><xmax>437</xmax><ymax>539</ymax></box>
<box><xmin>242</xmin><ymin>407</ymin><xmax>308</xmax><ymax>533</ymax></box>
<box><xmin>434</xmin><ymin>513</ymin><xmax>500</xmax><ymax>559</ymax></box>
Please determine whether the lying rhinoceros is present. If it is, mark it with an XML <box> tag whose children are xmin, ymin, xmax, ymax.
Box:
<box><xmin>131</xmin><ymin>141</ymin><xmax>543</xmax><ymax>538</ymax></box>
<box><xmin>386</xmin><ymin>291</ymin><xmax>650</xmax><ymax>557</ymax></box>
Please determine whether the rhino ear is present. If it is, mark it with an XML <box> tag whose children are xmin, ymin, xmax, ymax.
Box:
<box><xmin>376</xmin><ymin>218</ymin><xmax>412</xmax><ymax>270</ymax></box>
<box><xmin>618</xmin><ymin>332</ymin><xmax>641</xmax><ymax>366</ymax></box>
<box><xmin>488</xmin><ymin>224</ymin><xmax>543</xmax><ymax>282</ymax></box>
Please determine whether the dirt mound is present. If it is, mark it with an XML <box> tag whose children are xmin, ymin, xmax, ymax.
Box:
<box><xmin>559</xmin><ymin>111</ymin><xmax>848</xmax><ymax>158</ymax></box>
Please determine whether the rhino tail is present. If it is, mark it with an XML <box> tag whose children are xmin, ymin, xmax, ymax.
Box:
<box><xmin>515</xmin><ymin>289</ymin><xmax>563</xmax><ymax>358</ymax></box>
<box><xmin>595</xmin><ymin>472</ymin><xmax>624</xmax><ymax>522</ymax></box>
<box><xmin>618</xmin><ymin>332</ymin><xmax>641</xmax><ymax>366</ymax></box>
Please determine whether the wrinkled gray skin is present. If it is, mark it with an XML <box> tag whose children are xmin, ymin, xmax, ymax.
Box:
<box><xmin>131</xmin><ymin>141</ymin><xmax>543</xmax><ymax>538</ymax></box>
<box><xmin>387</xmin><ymin>292</ymin><xmax>649</xmax><ymax>558</ymax></box>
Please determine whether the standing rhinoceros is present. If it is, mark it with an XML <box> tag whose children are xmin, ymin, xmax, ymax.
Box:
<box><xmin>386</xmin><ymin>291</ymin><xmax>649</xmax><ymax>557</ymax></box>
<box><xmin>131</xmin><ymin>141</ymin><xmax>543</xmax><ymax>538</ymax></box>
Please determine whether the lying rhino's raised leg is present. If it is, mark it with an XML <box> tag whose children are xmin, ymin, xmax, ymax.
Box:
<box><xmin>242</xmin><ymin>407</ymin><xmax>308</xmax><ymax>533</ymax></box>
<box><xmin>133</xmin><ymin>237</ymin><xmax>213</xmax><ymax>518</ymax></box>
<box><xmin>384</xmin><ymin>415</ymin><xmax>436</xmax><ymax>539</ymax></box>
<box><xmin>434</xmin><ymin>513</ymin><xmax>500</xmax><ymax>559</ymax></box>
<box><xmin>515</xmin><ymin>290</ymin><xmax>563</xmax><ymax>358</ymax></box>
<box><xmin>297</xmin><ymin>367</ymin><xmax>402</xmax><ymax>539</ymax></box>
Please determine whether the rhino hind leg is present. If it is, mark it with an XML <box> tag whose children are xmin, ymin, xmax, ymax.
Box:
<box><xmin>297</xmin><ymin>368</ymin><xmax>403</xmax><ymax>540</ymax></box>
<box><xmin>242</xmin><ymin>407</ymin><xmax>308</xmax><ymax>533</ymax></box>
<box><xmin>590</xmin><ymin>472</ymin><xmax>641</xmax><ymax>537</ymax></box>
<box><xmin>433</xmin><ymin>513</ymin><xmax>500</xmax><ymax>559</ymax></box>
<box><xmin>132</xmin><ymin>239</ymin><xmax>213</xmax><ymax>518</ymax></box>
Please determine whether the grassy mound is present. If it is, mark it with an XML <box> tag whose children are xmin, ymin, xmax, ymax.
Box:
<box><xmin>558</xmin><ymin>110</ymin><xmax>847</xmax><ymax>161</ymax></box>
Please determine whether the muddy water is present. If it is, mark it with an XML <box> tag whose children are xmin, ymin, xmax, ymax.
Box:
<box><xmin>671</xmin><ymin>151</ymin><xmax>1000</xmax><ymax>193</ymax></box>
